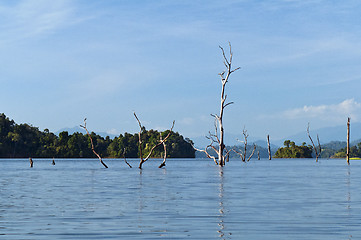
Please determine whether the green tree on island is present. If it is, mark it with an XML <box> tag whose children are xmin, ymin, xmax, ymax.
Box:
<box><xmin>333</xmin><ymin>142</ymin><xmax>361</xmax><ymax>158</ymax></box>
<box><xmin>274</xmin><ymin>140</ymin><xmax>313</xmax><ymax>158</ymax></box>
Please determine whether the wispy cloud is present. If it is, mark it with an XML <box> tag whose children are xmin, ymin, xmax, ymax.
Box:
<box><xmin>280</xmin><ymin>99</ymin><xmax>361</xmax><ymax>122</ymax></box>
<box><xmin>0</xmin><ymin>0</ymin><xmax>82</xmax><ymax>44</ymax></box>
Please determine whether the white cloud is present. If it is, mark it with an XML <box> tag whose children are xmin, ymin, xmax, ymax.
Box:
<box><xmin>106</xmin><ymin>128</ymin><xmax>119</xmax><ymax>135</ymax></box>
<box><xmin>282</xmin><ymin>99</ymin><xmax>361</xmax><ymax>122</ymax></box>
<box><xmin>0</xmin><ymin>0</ymin><xmax>82</xmax><ymax>44</ymax></box>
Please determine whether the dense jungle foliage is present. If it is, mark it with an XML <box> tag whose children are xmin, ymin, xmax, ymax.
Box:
<box><xmin>332</xmin><ymin>142</ymin><xmax>361</xmax><ymax>158</ymax></box>
<box><xmin>0</xmin><ymin>113</ymin><xmax>195</xmax><ymax>158</ymax></box>
<box><xmin>274</xmin><ymin>140</ymin><xmax>313</xmax><ymax>158</ymax></box>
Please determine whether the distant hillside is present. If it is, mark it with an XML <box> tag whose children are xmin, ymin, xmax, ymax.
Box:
<box><xmin>192</xmin><ymin>123</ymin><xmax>361</xmax><ymax>149</ymax></box>
<box><xmin>193</xmin><ymin>123</ymin><xmax>361</xmax><ymax>159</ymax></box>
<box><xmin>195</xmin><ymin>143</ymin><xmax>277</xmax><ymax>159</ymax></box>
<box><xmin>275</xmin><ymin>122</ymin><xmax>361</xmax><ymax>146</ymax></box>
<box><xmin>55</xmin><ymin>126</ymin><xmax>117</xmax><ymax>139</ymax></box>
<box><xmin>192</xmin><ymin>132</ymin><xmax>262</xmax><ymax>148</ymax></box>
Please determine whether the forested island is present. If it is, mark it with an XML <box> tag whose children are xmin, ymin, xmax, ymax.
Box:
<box><xmin>0</xmin><ymin>113</ymin><xmax>195</xmax><ymax>158</ymax></box>
<box><xmin>273</xmin><ymin>140</ymin><xmax>313</xmax><ymax>158</ymax></box>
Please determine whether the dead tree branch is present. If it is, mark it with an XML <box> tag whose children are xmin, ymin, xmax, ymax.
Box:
<box><xmin>122</xmin><ymin>148</ymin><xmax>132</xmax><ymax>168</ymax></box>
<box><xmin>80</xmin><ymin>118</ymin><xmax>108</xmax><ymax>168</ymax></box>
<box><xmin>158</xmin><ymin>133</ymin><xmax>167</xmax><ymax>168</ymax></box>
<box><xmin>134</xmin><ymin>112</ymin><xmax>175</xmax><ymax>169</ymax></box>
<box><xmin>307</xmin><ymin>123</ymin><xmax>321</xmax><ymax>162</ymax></box>
<box><xmin>192</xmin><ymin>143</ymin><xmax>218</xmax><ymax>165</ymax></box>
<box><xmin>233</xmin><ymin>128</ymin><xmax>256</xmax><ymax>162</ymax></box>
<box><xmin>29</xmin><ymin>157</ymin><xmax>33</xmax><ymax>168</ymax></box>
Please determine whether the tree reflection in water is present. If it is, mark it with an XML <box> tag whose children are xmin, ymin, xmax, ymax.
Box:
<box><xmin>217</xmin><ymin>167</ymin><xmax>232</xmax><ymax>239</ymax></box>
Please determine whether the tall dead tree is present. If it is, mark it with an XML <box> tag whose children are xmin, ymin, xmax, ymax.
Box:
<box><xmin>194</xmin><ymin>43</ymin><xmax>240</xmax><ymax>166</ymax></box>
<box><xmin>267</xmin><ymin>135</ymin><xmax>272</xmax><ymax>160</ymax></box>
<box><xmin>233</xmin><ymin>128</ymin><xmax>256</xmax><ymax>162</ymax></box>
<box><xmin>80</xmin><ymin>118</ymin><xmax>108</xmax><ymax>168</ymax></box>
<box><xmin>347</xmin><ymin>117</ymin><xmax>350</xmax><ymax>165</ymax></box>
<box><xmin>307</xmin><ymin>123</ymin><xmax>321</xmax><ymax>162</ymax></box>
<box><xmin>134</xmin><ymin>112</ymin><xmax>175</xmax><ymax>169</ymax></box>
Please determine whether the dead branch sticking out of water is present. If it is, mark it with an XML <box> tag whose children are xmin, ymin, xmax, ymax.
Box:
<box><xmin>29</xmin><ymin>157</ymin><xmax>33</xmax><ymax>168</ymax></box>
<box><xmin>233</xmin><ymin>128</ymin><xmax>256</xmax><ymax>162</ymax></box>
<box><xmin>158</xmin><ymin>133</ymin><xmax>167</xmax><ymax>168</ymax></box>
<box><xmin>52</xmin><ymin>157</ymin><xmax>55</xmax><ymax>165</ymax></box>
<box><xmin>134</xmin><ymin>112</ymin><xmax>175</xmax><ymax>169</ymax></box>
<box><xmin>307</xmin><ymin>123</ymin><xmax>321</xmax><ymax>162</ymax></box>
<box><xmin>267</xmin><ymin>135</ymin><xmax>272</xmax><ymax>160</ymax></box>
<box><xmin>122</xmin><ymin>148</ymin><xmax>132</xmax><ymax>168</ymax></box>
<box><xmin>80</xmin><ymin>118</ymin><xmax>108</xmax><ymax>168</ymax></box>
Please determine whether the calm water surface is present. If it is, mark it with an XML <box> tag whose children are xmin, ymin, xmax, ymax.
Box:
<box><xmin>0</xmin><ymin>158</ymin><xmax>360</xmax><ymax>239</ymax></box>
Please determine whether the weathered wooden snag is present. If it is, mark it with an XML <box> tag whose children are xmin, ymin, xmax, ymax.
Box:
<box><xmin>267</xmin><ymin>135</ymin><xmax>272</xmax><ymax>160</ymax></box>
<box><xmin>122</xmin><ymin>148</ymin><xmax>132</xmax><ymax>168</ymax></box>
<box><xmin>193</xmin><ymin>42</ymin><xmax>240</xmax><ymax>166</ymax></box>
<box><xmin>134</xmin><ymin>112</ymin><xmax>175</xmax><ymax>169</ymax></box>
<box><xmin>29</xmin><ymin>157</ymin><xmax>33</xmax><ymax>168</ymax></box>
<box><xmin>80</xmin><ymin>118</ymin><xmax>108</xmax><ymax>168</ymax></box>
<box><xmin>307</xmin><ymin>123</ymin><xmax>321</xmax><ymax>162</ymax></box>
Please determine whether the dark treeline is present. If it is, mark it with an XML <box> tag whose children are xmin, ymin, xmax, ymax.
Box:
<box><xmin>0</xmin><ymin>113</ymin><xmax>195</xmax><ymax>158</ymax></box>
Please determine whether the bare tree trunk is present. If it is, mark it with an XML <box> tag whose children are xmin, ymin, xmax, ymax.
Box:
<box><xmin>158</xmin><ymin>133</ymin><xmax>167</xmax><ymax>168</ymax></box>
<box><xmin>257</xmin><ymin>151</ymin><xmax>260</xmax><ymax>160</ymax></box>
<box><xmin>123</xmin><ymin>148</ymin><xmax>132</xmax><ymax>168</ymax></box>
<box><xmin>347</xmin><ymin>117</ymin><xmax>350</xmax><ymax>165</ymax></box>
<box><xmin>29</xmin><ymin>157</ymin><xmax>33</xmax><ymax>168</ymax></box>
<box><xmin>307</xmin><ymin>123</ymin><xmax>321</xmax><ymax>162</ymax></box>
<box><xmin>134</xmin><ymin>112</ymin><xmax>175</xmax><ymax>169</ymax></box>
<box><xmin>267</xmin><ymin>135</ymin><xmax>272</xmax><ymax>160</ymax></box>
<box><xmin>80</xmin><ymin>118</ymin><xmax>108</xmax><ymax>168</ymax></box>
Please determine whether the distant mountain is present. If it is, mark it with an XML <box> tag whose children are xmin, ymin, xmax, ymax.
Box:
<box><xmin>55</xmin><ymin>126</ymin><xmax>118</xmax><ymax>139</ymax></box>
<box><xmin>192</xmin><ymin>132</ymin><xmax>262</xmax><ymax>148</ymax></box>
<box><xmin>275</xmin><ymin>122</ymin><xmax>361</xmax><ymax>146</ymax></box>
<box><xmin>191</xmin><ymin>122</ymin><xmax>361</xmax><ymax>150</ymax></box>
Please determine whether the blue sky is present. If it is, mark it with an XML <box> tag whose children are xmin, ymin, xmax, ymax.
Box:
<box><xmin>1</xmin><ymin>0</ymin><xmax>361</xmax><ymax>144</ymax></box>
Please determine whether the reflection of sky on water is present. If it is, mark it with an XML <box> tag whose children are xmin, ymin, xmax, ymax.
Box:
<box><xmin>0</xmin><ymin>158</ymin><xmax>360</xmax><ymax>239</ymax></box>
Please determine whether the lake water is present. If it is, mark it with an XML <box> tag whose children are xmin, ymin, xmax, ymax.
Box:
<box><xmin>1</xmin><ymin>158</ymin><xmax>360</xmax><ymax>239</ymax></box>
